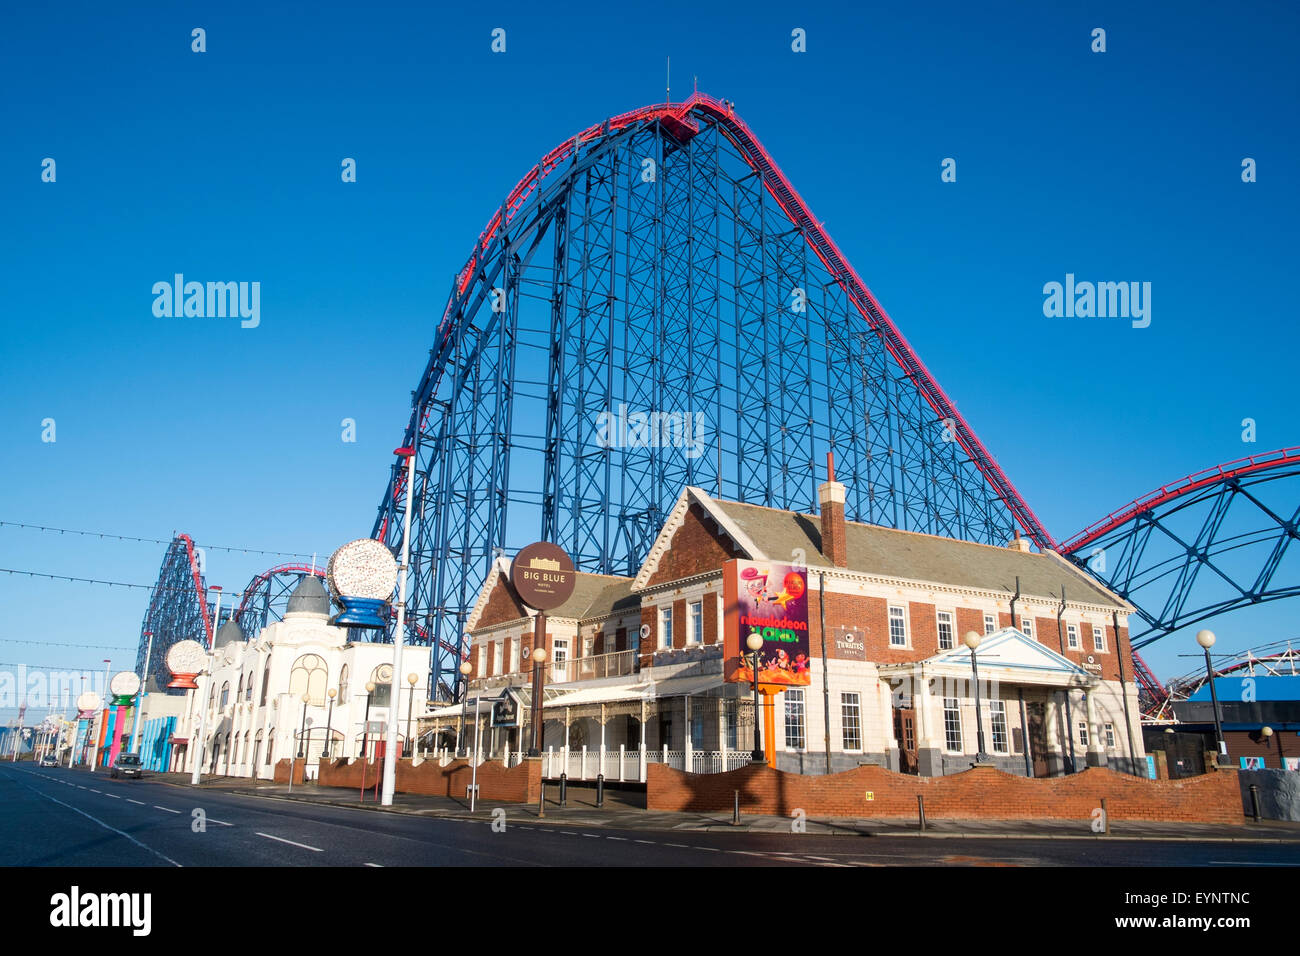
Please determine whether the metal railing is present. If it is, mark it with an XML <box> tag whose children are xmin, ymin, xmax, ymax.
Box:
<box><xmin>468</xmin><ymin>648</ymin><xmax>639</xmax><ymax>692</ymax></box>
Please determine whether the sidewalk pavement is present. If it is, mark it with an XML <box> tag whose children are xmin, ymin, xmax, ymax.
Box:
<box><xmin>136</xmin><ymin>769</ymin><xmax>1300</xmax><ymax>843</ymax></box>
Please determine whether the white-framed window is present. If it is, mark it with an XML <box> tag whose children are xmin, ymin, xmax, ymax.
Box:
<box><xmin>983</xmin><ymin>613</ymin><xmax>996</xmax><ymax>635</ymax></box>
<box><xmin>1104</xmin><ymin>723</ymin><xmax>1116</xmax><ymax>749</ymax></box>
<box><xmin>509</xmin><ymin>639</ymin><xmax>520</xmax><ymax>673</ymax></box>
<box><xmin>1092</xmin><ymin>625</ymin><xmax>1106</xmax><ymax>652</ymax></box>
<box><xmin>1067</xmin><ymin>623</ymin><xmax>1080</xmax><ymax>650</ymax></box>
<box><xmin>493</xmin><ymin>641</ymin><xmax>503</xmax><ymax>675</ymax></box>
<box><xmin>1020</xmin><ymin>617</ymin><xmax>1034</xmax><ymax>638</ymax></box>
<box><xmin>989</xmin><ymin>699</ymin><xmax>1009</xmax><ymax>754</ymax></box>
<box><xmin>552</xmin><ymin>638</ymin><xmax>569</xmax><ymax>677</ymax></box>
<box><xmin>476</xmin><ymin>644</ymin><xmax>486</xmax><ymax>676</ymax></box>
<box><xmin>723</xmin><ymin>701</ymin><xmax>738</xmax><ymax>750</ymax></box>
<box><xmin>687</xmin><ymin>601</ymin><xmax>703</xmax><ymax>644</ymax></box>
<box><xmin>1077</xmin><ymin>720</ymin><xmax>1089</xmax><ymax>747</ymax></box>
<box><xmin>659</xmin><ymin>606</ymin><xmax>673</xmax><ymax>649</ymax></box>
<box><xmin>583</xmin><ymin>636</ymin><xmax>594</xmax><ymax>658</ymax></box>
<box><xmin>841</xmin><ymin>692</ymin><xmax>862</xmax><ymax>751</ymax></box>
<box><xmin>690</xmin><ymin>711</ymin><xmax>705</xmax><ymax>749</ymax></box>
<box><xmin>888</xmin><ymin>605</ymin><xmax>908</xmax><ymax>647</ymax></box>
<box><xmin>943</xmin><ymin>698</ymin><xmax>962</xmax><ymax>752</ymax></box>
<box><xmin>785</xmin><ymin>689</ymin><xmax>806</xmax><ymax>751</ymax></box>
<box><xmin>289</xmin><ymin>654</ymin><xmax>328</xmax><ymax>706</ymax></box>
<box><xmin>936</xmin><ymin>611</ymin><xmax>955</xmax><ymax>651</ymax></box>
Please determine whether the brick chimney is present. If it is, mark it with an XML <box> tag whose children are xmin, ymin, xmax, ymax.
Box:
<box><xmin>818</xmin><ymin>451</ymin><xmax>848</xmax><ymax>568</ymax></box>
<box><xmin>1007</xmin><ymin>529</ymin><xmax>1032</xmax><ymax>553</ymax></box>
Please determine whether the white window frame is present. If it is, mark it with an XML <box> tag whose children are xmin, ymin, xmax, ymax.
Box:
<box><xmin>1066</xmin><ymin>623</ymin><xmax>1080</xmax><ymax>650</ymax></box>
<box><xmin>784</xmin><ymin>688</ymin><xmax>806</xmax><ymax>751</ymax></box>
<box><xmin>1020</xmin><ymin>617</ymin><xmax>1034</xmax><ymax>638</ymax></box>
<box><xmin>983</xmin><ymin>612</ymin><xmax>996</xmax><ymax>635</ymax></box>
<box><xmin>1077</xmin><ymin>720</ymin><xmax>1089</xmax><ymax>747</ymax></box>
<box><xmin>509</xmin><ymin>639</ymin><xmax>520</xmax><ymax>674</ymax></box>
<box><xmin>989</xmin><ymin>699</ymin><xmax>1009</xmax><ymax>754</ymax></box>
<box><xmin>942</xmin><ymin>697</ymin><xmax>962</xmax><ymax>753</ymax></box>
<box><xmin>888</xmin><ymin>605</ymin><xmax>908</xmax><ymax>648</ymax></box>
<box><xmin>936</xmin><ymin>610</ymin><xmax>955</xmax><ymax>651</ymax></box>
<box><xmin>476</xmin><ymin>643</ymin><xmax>486</xmax><ymax>676</ymax></box>
<box><xmin>1104</xmin><ymin>722</ymin><xmax>1116</xmax><ymax>749</ymax></box>
<box><xmin>1092</xmin><ymin>625</ymin><xmax>1107</xmax><ymax>652</ymax></box>
<box><xmin>841</xmin><ymin>692</ymin><xmax>862</xmax><ymax>752</ymax></box>
<box><xmin>687</xmin><ymin>600</ymin><xmax>703</xmax><ymax>645</ymax></box>
<box><xmin>659</xmin><ymin>606</ymin><xmax>673</xmax><ymax>649</ymax></box>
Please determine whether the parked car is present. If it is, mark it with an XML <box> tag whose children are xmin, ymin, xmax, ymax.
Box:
<box><xmin>38</xmin><ymin>754</ymin><xmax>58</xmax><ymax>767</ymax></box>
<box><xmin>110</xmin><ymin>753</ymin><xmax>144</xmax><ymax>779</ymax></box>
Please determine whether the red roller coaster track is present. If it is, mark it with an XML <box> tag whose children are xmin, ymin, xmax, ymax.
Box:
<box><xmin>1061</xmin><ymin>446</ymin><xmax>1300</xmax><ymax>555</ymax></box>
<box><xmin>382</xmin><ymin>92</ymin><xmax>1053</xmax><ymax>551</ymax></box>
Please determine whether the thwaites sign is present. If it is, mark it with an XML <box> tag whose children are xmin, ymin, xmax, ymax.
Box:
<box><xmin>723</xmin><ymin>560</ymin><xmax>811</xmax><ymax>687</ymax></box>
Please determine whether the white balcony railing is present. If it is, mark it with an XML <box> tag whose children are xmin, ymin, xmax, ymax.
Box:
<box><xmin>469</xmin><ymin>648</ymin><xmax>640</xmax><ymax>692</ymax></box>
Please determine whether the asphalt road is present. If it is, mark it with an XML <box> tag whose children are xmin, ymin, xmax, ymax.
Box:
<box><xmin>3</xmin><ymin>763</ymin><xmax>1297</xmax><ymax>867</ymax></box>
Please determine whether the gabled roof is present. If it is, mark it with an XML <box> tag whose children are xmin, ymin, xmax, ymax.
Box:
<box><xmin>630</xmin><ymin>485</ymin><xmax>1125</xmax><ymax>609</ymax></box>
<box><xmin>880</xmin><ymin>628</ymin><xmax>1094</xmax><ymax>687</ymax></box>
<box><xmin>466</xmin><ymin>556</ymin><xmax>636</xmax><ymax>632</ymax></box>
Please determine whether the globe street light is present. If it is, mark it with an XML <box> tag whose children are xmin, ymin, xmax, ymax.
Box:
<box><xmin>1196</xmin><ymin>630</ymin><xmax>1230</xmax><ymax>766</ymax></box>
<box><xmin>964</xmin><ymin>631</ymin><xmax>990</xmax><ymax>764</ymax></box>
<box><xmin>323</xmin><ymin>687</ymin><xmax>337</xmax><ymax>759</ymax></box>
<box><xmin>527</xmin><ymin>647</ymin><xmax>548</xmax><ymax>757</ymax></box>
<box><xmin>458</xmin><ymin>660</ymin><xmax>473</xmax><ymax>756</ymax></box>
<box><xmin>362</xmin><ymin>681</ymin><xmax>376</xmax><ymax>760</ymax></box>
<box><xmin>405</xmin><ymin>672</ymin><xmax>419</xmax><ymax>757</ymax></box>
<box><xmin>746</xmin><ymin>632</ymin><xmax>764</xmax><ymax>763</ymax></box>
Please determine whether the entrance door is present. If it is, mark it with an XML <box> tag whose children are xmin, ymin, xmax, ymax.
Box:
<box><xmin>893</xmin><ymin>708</ymin><xmax>918</xmax><ymax>774</ymax></box>
<box><xmin>1026</xmin><ymin>702</ymin><xmax>1049</xmax><ymax>777</ymax></box>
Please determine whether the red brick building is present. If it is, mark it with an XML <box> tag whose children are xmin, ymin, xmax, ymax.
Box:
<box><xmin>430</xmin><ymin>471</ymin><xmax>1145</xmax><ymax>779</ymax></box>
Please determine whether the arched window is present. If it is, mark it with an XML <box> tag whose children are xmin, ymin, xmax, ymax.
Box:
<box><xmin>369</xmin><ymin>663</ymin><xmax>393</xmax><ymax>707</ymax></box>
<box><xmin>219</xmin><ymin>681</ymin><xmax>230</xmax><ymax>709</ymax></box>
<box><xmin>245</xmin><ymin>671</ymin><xmax>254</xmax><ymax>701</ymax></box>
<box><xmin>288</xmin><ymin>654</ymin><xmax>328</xmax><ymax>706</ymax></box>
<box><xmin>260</xmin><ymin>661</ymin><xmax>271</xmax><ymax>706</ymax></box>
<box><xmin>338</xmin><ymin>664</ymin><xmax>349</xmax><ymax>705</ymax></box>
<box><xmin>265</xmin><ymin>729</ymin><xmax>274</xmax><ymax>765</ymax></box>
<box><xmin>237</xmin><ymin>674</ymin><xmax>244</xmax><ymax>701</ymax></box>
<box><xmin>208</xmin><ymin>681</ymin><xmax>216</xmax><ymax>708</ymax></box>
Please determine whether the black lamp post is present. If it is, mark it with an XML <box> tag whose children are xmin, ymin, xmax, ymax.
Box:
<box><xmin>458</xmin><ymin>660</ymin><xmax>473</xmax><ymax>756</ymax></box>
<box><xmin>323</xmin><ymin>687</ymin><xmax>336</xmax><ymax>759</ymax></box>
<box><xmin>964</xmin><ymin>631</ymin><xmax>990</xmax><ymax>764</ymax></box>
<box><xmin>1197</xmin><ymin>630</ymin><xmax>1231</xmax><ymax>766</ymax></box>
<box><xmin>746</xmin><ymin>632</ymin><xmax>764</xmax><ymax>763</ymax></box>
<box><xmin>362</xmin><ymin>681</ymin><xmax>376</xmax><ymax>760</ymax></box>
<box><xmin>405</xmin><ymin>672</ymin><xmax>418</xmax><ymax>757</ymax></box>
<box><xmin>527</xmin><ymin>647</ymin><xmax>548</xmax><ymax>757</ymax></box>
<box><xmin>297</xmin><ymin>694</ymin><xmax>309</xmax><ymax>759</ymax></box>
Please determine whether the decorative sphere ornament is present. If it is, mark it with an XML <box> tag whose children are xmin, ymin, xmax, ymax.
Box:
<box><xmin>165</xmin><ymin>639</ymin><xmax>207</xmax><ymax>689</ymax></box>
<box><xmin>327</xmin><ymin>538</ymin><xmax>399</xmax><ymax>629</ymax></box>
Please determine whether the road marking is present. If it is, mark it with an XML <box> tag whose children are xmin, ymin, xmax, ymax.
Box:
<box><xmin>581</xmin><ymin>833</ymin><xmax>601</xmax><ymax>839</ymax></box>
<box><xmin>365</xmin><ymin>862</ymin><xmax>383</xmax><ymax>867</ymax></box>
<box><xmin>154</xmin><ymin>806</ymin><xmax>181</xmax><ymax>814</ymax></box>
<box><xmin>256</xmin><ymin>832</ymin><xmax>323</xmax><ymax>852</ymax></box>
<box><xmin>127</xmin><ymin>799</ymin><xmax>146</xmax><ymax>805</ymax></box>
<box><xmin>607</xmin><ymin>836</ymin><xmax>628</xmax><ymax>842</ymax></box>
<box><xmin>104</xmin><ymin>793</ymin><xmax>120</xmax><ymax>799</ymax></box>
<box><xmin>17</xmin><ymin>784</ymin><xmax>181</xmax><ymax>867</ymax></box>
<box><xmin>89</xmin><ymin>789</ymin><xmax>101</xmax><ymax>794</ymax></box>
<box><xmin>633</xmin><ymin>839</ymin><xmax>654</xmax><ymax>845</ymax></box>
<box><xmin>665</xmin><ymin>843</ymin><xmax>689</xmax><ymax>849</ymax></box>
<box><xmin>208</xmin><ymin>819</ymin><xmax>233</xmax><ymax>827</ymax></box>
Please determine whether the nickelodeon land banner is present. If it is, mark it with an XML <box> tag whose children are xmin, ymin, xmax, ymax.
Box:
<box><xmin>723</xmin><ymin>559</ymin><xmax>811</xmax><ymax>686</ymax></box>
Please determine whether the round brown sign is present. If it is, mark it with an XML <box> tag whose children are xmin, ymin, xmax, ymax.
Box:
<box><xmin>511</xmin><ymin>541</ymin><xmax>577</xmax><ymax>611</ymax></box>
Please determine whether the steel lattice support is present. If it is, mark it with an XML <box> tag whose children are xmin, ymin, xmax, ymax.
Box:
<box><xmin>136</xmin><ymin>535</ymin><xmax>212</xmax><ymax>696</ymax></box>
<box><xmin>370</xmin><ymin>95</ymin><xmax>1044</xmax><ymax>702</ymax></box>
<box><xmin>231</xmin><ymin>564</ymin><xmax>326</xmax><ymax>644</ymax></box>
<box><xmin>1063</xmin><ymin>447</ymin><xmax>1300</xmax><ymax>648</ymax></box>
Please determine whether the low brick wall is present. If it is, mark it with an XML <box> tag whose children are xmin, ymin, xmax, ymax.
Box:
<box><xmin>272</xmin><ymin>758</ymin><xmax>305</xmax><ymax>785</ymax></box>
<box><xmin>647</xmin><ymin>763</ymin><xmax>1245</xmax><ymax>824</ymax></box>
<box><xmin>315</xmin><ymin>756</ymin><xmax>541</xmax><ymax>804</ymax></box>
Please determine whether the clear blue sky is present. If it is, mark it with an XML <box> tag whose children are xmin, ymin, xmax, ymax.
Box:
<box><xmin>1</xmin><ymin>0</ymin><xmax>1297</xmax><ymax>716</ymax></box>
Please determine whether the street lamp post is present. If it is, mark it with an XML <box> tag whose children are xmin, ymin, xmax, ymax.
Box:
<box><xmin>746</xmin><ymin>632</ymin><xmax>764</xmax><ymax>763</ymax></box>
<box><xmin>361</xmin><ymin>682</ymin><xmax>375</xmax><ymax>760</ymax></box>
<box><xmin>964</xmin><ymin>631</ymin><xmax>990</xmax><ymax>764</ymax></box>
<box><xmin>129</xmin><ymin>630</ymin><xmax>154</xmax><ymax>756</ymax></box>
<box><xmin>405</xmin><ymin>673</ymin><xmax>419</xmax><ymax>757</ymax></box>
<box><xmin>382</xmin><ymin>444</ymin><xmax>419</xmax><ymax>808</ymax></box>
<box><xmin>189</xmin><ymin>586</ymin><xmax>222</xmax><ymax>784</ymax></box>
<box><xmin>90</xmin><ymin>657</ymin><xmax>111</xmax><ymax>773</ymax></box>
<box><xmin>323</xmin><ymin>687</ymin><xmax>337</xmax><ymax>759</ymax></box>
<box><xmin>1262</xmin><ymin>725</ymin><xmax>1275</xmax><ymax>768</ymax></box>
<box><xmin>458</xmin><ymin>660</ymin><xmax>472</xmax><ymax>756</ymax></box>
<box><xmin>1197</xmin><ymin>630</ymin><xmax>1231</xmax><ymax>767</ymax></box>
<box><xmin>527</xmin><ymin>647</ymin><xmax>548</xmax><ymax>757</ymax></box>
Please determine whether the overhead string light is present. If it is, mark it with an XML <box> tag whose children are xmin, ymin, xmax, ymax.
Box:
<box><xmin>0</xmin><ymin>520</ymin><xmax>317</xmax><ymax>560</ymax></box>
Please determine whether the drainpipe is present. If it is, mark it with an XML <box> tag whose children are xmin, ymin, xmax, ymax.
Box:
<box><xmin>1114</xmin><ymin>609</ymin><xmax>1138</xmax><ymax>776</ymax></box>
<box><xmin>1056</xmin><ymin>587</ymin><xmax>1077</xmax><ymax>774</ymax></box>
